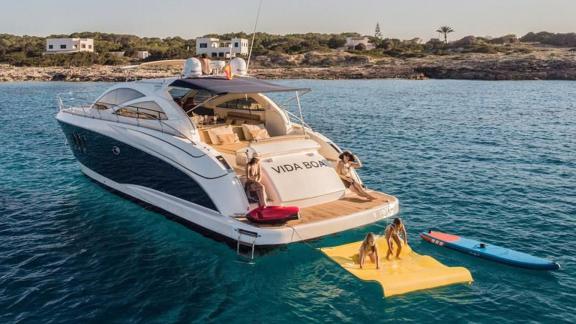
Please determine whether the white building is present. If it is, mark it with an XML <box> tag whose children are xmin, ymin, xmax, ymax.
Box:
<box><xmin>345</xmin><ymin>36</ymin><xmax>375</xmax><ymax>50</ymax></box>
<box><xmin>109</xmin><ymin>51</ymin><xmax>125</xmax><ymax>57</ymax></box>
<box><xmin>45</xmin><ymin>38</ymin><xmax>94</xmax><ymax>54</ymax></box>
<box><xmin>136</xmin><ymin>51</ymin><xmax>150</xmax><ymax>60</ymax></box>
<box><xmin>195</xmin><ymin>37</ymin><xmax>249</xmax><ymax>59</ymax></box>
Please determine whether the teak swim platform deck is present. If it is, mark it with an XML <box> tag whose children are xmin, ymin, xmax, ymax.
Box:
<box><xmin>239</xmin><ymin>191</ymin><xmax>396</xmax><ymax>227</ymax></box>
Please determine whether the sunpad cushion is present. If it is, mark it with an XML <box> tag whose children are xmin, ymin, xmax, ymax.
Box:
<box><xmin>207</xmin><ymin>125</ymin><xmax>234</xmax><ymax>145</ymax></box>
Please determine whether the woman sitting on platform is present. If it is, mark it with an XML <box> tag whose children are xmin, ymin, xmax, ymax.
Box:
<box><xmin>246</xmin><ymin>153</ymin><xmax>267</xmax><ymax>208</ymax></box>
<box><xmin>336</xmin><ymin>151</ymin><xmax>374</xmax><ymax>200</ymax></box>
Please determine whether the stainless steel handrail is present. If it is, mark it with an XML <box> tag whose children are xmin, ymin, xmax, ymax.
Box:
<box><xmin>283</xmin><ymin>108</ymin><xmax>313</xmax><ymax>130</ymax></box>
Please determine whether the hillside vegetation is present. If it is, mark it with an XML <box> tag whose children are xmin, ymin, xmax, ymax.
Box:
<box><xmin>1</xmin><ymin>31</ymin><xmax>575</xmax><ymax>67</ymax></box>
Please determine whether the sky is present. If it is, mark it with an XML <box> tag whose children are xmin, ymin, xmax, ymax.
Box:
<box><xmin>0</xmin><ymin>0</ymin><xmax>574</xmax><ymax>40</ymax></box>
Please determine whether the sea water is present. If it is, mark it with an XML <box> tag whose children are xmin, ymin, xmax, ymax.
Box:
<box><xmin>0</xmin><ymin>80</ymin><xmax>574</xmax><ymax>323</ymax></box>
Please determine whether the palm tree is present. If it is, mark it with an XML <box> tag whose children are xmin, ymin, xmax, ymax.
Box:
<box><xmin>436</xmin><ymin>26</ymin><xmax>454</xmax><ymax>44</ymax></box>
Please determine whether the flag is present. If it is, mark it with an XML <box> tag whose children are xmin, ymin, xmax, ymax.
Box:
<box><xmin>224</xmin><ymin>64</ymin><xmax>233</xmax><ymax>80</ymax></box>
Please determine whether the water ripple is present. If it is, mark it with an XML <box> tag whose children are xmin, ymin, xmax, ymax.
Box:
<box><xmin>0</xmin><ymin>81</ymin><xmax>574</xmax><ymax>323</ymax></box>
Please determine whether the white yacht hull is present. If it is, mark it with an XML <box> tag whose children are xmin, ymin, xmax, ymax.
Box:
<box><xmin>79</xmin><ymin>161</ymin><xmax>399</xmax><ymax>247</ymax></box>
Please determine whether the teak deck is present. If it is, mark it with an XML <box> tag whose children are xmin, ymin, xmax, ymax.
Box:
<box><xmin>295</xmin><ymin>191</ymin><xmax>393</xmax><ymax>226</ymax></box>
<box><xmin>240</xmin><ymin>191</ymin><xmax>395</xmax><ymax>227</ymax></box>
<box><xmin>211</xmin><ymin>141</ymin><xmax>250</xmax><ymax>154</ymax></box>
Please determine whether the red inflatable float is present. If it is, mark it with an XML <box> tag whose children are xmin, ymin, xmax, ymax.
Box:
<box><xmin>247</xmin><ymin>206</ymin><xmax>300</xmax><ymax>224</ymax></box>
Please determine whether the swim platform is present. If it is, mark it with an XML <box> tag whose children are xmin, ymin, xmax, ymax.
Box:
<box><xmin>320</xmin><ymin>238</ymin><xmax>473</xmax><ymax>297</ymax></box>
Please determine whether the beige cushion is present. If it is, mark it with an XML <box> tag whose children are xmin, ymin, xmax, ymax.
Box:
<box><xmin>198</xmin><ymin>129</ymin><xmax>211</xmax><ymax>144</ymax></box>
<box><xmin>249</xmin><ymin>128</ymin><xmax>270</xmax><ymax>140</ymax></box>
<box><xmin>231</xmin><ymin>126</ymin><xmax>246</xmax><ymax>140</ymax></box>
<box><xmin>242</xmin><ymin>124</ymin><xmax>269</xmax><ymax>141</ymax></box>
<box><xmin>207</xmin><ymin>125</ymin><xmax>234</xmax><ymax>145</ymax></box>
<box><xmin>216</xmin><ymin>133</ymin><xmax>239</xmax><ymax>145</ymax></box>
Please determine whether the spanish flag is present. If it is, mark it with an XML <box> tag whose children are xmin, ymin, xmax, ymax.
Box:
<box><xmin>224</xmin><ymin>64</ymin><xmax>234</xmax><ymax>80</ymax></box>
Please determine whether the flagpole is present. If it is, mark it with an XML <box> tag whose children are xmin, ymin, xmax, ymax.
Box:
<box><xmin>246</xmin><ymin>0</ymin><xmax>263</xmax><ymax>72</ymax></box>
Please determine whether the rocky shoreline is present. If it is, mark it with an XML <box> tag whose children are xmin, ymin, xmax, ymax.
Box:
<box><xmin>1</xmin><ymin>46</ymin><xmax>575</xmax><ymax>82</ymax></box>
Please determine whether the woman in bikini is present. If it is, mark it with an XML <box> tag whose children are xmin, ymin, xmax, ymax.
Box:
<box><xmin>359</xmin><ymin>232</ymin><xmax>380</xmax><ymax>269</ymax></box>
<box><xmin>385</xmin><ymin>218</ymin><xmax>408</xmax><ymax>260</ymax></box>
<box><xmin>246</xmin><ymin>154</ymin><xmax>267</xmax><ymax>208</ymax></box>
<box><xmin>336</xmin><ymin>151</ymin><xmax>375</xmax><ymax>200</ymax></box>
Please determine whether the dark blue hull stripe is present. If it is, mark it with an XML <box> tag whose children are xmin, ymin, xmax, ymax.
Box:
<box><xmin>121</xmin><ymin>126</ymin><xmax>206</xmax><ymax>158</ymax></box>
<box><xmin>59</xmin><ymin>121</ymin><xmax>218</xmax><ymax>211</ymax></box>
<box><xmin>106</xmin><ymin>124</ymin><xmax>225</xmax><ymax>180</ymax></box>
<box><xmin>83</xmin><ymin>174</ymin><xmax>281</xmax><ymax>253</ymax></box>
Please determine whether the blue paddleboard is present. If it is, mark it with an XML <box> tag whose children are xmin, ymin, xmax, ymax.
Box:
<box><xmin>420</xmin><ymin>231</ymin><xmax>560</xmax><ymax>271</ymax></box>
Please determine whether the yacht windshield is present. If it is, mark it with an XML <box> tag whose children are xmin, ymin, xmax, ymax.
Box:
<box><xmin>94</xmin><ymin>88</ymin><xmax>145</xmax><ymax>110</ymax></box>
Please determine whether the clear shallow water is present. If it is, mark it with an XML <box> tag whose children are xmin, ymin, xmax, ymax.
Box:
<box><xmin>0</xmin><ymin>80</ymin><xmax>575</xmax><ymax>323</ymax></box>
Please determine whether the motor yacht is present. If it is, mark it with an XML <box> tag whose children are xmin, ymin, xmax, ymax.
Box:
<box><xmin>56</xmin><ymin>58</ymin><xmax>399</xmax><ymax>253</ymax></box>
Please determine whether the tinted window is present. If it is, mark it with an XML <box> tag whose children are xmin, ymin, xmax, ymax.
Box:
<box><xmin>187</xmin><ymin>90</ymin><xmax>214</xmax><ymax>106</ymax></box>
<box><xmin>217</xmin><ymin>98</ymin><xmax>262</xmax><ymax>110</ymax></box>
<box><xmin>115</xmin><ymin>101</ymin><xmax>167</xmax><ymax>120</ymax></box>
<box><xmin>168</xmin><ymin>87</ymin><xmax>192</xmax><ymax>100</ymax></box>
<box><xmin>94</xmin><ymin>88</ymin><xmax>145</xmax><ymax>109</ymax></box>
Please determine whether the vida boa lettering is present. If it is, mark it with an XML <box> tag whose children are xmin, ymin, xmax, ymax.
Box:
<box><xmin>270</xmin><ymin>159</ymin><xmax>329</xmax><ymax>174</ymax></box>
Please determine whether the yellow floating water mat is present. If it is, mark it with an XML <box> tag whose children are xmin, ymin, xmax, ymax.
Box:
<box><xmin>320</xmin><ymin>238</ymin><xmax>473</xmax><ymax>297</ymax></box>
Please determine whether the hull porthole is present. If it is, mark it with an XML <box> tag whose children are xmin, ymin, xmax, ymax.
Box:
<box><xmin>112</xmin><ymin>146</ymin><xmax>121</xmax><ymax>155</ymax></box>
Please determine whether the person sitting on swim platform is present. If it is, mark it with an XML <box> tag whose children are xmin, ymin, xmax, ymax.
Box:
<box><xmin>336</xmin><ymin>151</ymin><xmax>375</xmax><ymax>200</ymax></box>
<box><xmin>246</xmin><ymin>153</ymin><xmax>267</xmax><ymax>208</ymax></box>
<box><xmin>359</xmin><ymin>232</ymin><xmax>380</xmax><ymax>269</ymax></box>
<box><xmin>385</xmin><ymin>218</ymin><xmax>408</xmax><ymax>260</ymax></box>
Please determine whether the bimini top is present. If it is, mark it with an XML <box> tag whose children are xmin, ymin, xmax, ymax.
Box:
<box><xmin>169</xmin><ymin>77</ymin><xmax>310</xmax><ymax>95</ymax></box>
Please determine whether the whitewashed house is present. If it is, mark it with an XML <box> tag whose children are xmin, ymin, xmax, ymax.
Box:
<box><xmin>195</xmin><ymin>37</ymin><xmax>249</xmax><ymax>59</ymax></box>
<box><xmin>136</xmin><ymin>51</ymin><xmax>150</xmax><ymax>60</ymax></box>
<box><xmin>45</xmin><ymin>38</ymin><xmax>94</xmax><ymax>54</ymax></box>
<box><xmin>345</xmin><ymin>36</ymin><xmax>374</xmax><ymax>50</ymax></box>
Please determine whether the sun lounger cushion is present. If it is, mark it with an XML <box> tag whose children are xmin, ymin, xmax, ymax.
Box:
<box><xmin>216</xmin><ymin>133</ymin><xmax>239</xmax><ymax>145</ymax></box>
<box><xmin>207</xmin><ymin>125</ymin><xmax>234</xmax><ymax>145</ymax></box>
<box><xmin>242</xmin><ymin>124</ymin><xmax>270</xmax><ymax>141</ymax></box>
<box><xmin>235</xmin><ymin>138</ymin><xmax>321</xmax><ymax>166</ymax></box>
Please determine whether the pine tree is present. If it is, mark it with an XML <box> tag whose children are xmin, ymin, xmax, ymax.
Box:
<box><xmin>375</xmin><ymin>23</ymin><xmax>383</xmax><ymax>39</ymax></box>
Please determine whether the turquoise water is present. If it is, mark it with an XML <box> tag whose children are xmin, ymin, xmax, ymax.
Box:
<box><xmin>0</xmin><ymin>80</ymin><xmax>575</xmax><ymax>323</ymax></box>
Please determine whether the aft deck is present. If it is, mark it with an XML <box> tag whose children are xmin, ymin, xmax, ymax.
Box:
<box><xmin>239</xmin><ymin>191</ymin><xmax>396</xmax><ymax>228</ymax></box>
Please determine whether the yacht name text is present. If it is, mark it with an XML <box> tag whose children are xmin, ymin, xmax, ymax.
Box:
<box><xmin>269</xmin><ymin>160</ymin><xmax>330</xmax><ymax>174</ymax></box>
